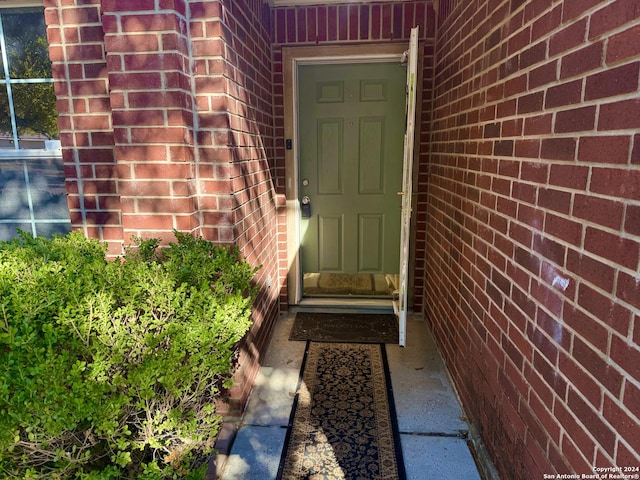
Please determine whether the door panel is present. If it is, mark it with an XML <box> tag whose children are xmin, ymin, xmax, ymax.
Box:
<box><xmin>358</xmin><ymin>117</ymin><xmax>385</xmax><ymax>194</ymax></box>
<box><xmin>318</xmin><ymin>215</ymin><xmax>343</xmax><ymax>271</ymax></box>
<box><xmin>317</xmin><ymin>119</ymin><xmax>344</xmax><ymax>194</ymax></box>
<box><xmin>317</xmin><ymin>81</ymin><xmax>344</xmax><ymax>103</ymax></box>
<box><xmin>299</xmin><ymin>63</ymin><xmax>405</xmax><ymax>275</ymax></box>
<box><xmin>360</xmin><ymin>79</ymin><xmax>388</xmax><ymax>101</ymax></box>
<box><xmin>358</xmin><ymin>214</ymin><xmax>384</xmax><ymax>271</ymax></box>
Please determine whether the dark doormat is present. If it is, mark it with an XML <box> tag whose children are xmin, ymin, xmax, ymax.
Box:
<box><xmin>277</xmin><ymin>342</ymin><xmax>406</xmax><ymax>480</ymax></box>
<box><xmin>289</xmin><ymin>312</ymin><xmax>399</xmax><ymax>344</ymax></box>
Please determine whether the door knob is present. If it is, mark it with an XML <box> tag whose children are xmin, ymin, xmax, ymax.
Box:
<box><xmin>301</xmin><ymin>196</ymin><xmax>311</xmax><ymax>218</ymax></box>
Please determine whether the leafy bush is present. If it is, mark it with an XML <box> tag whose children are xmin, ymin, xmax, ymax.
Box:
<box><xmin>0</xmin><ymin>231</ymin><xmax>258</xmax><ymax>479</ymax></box>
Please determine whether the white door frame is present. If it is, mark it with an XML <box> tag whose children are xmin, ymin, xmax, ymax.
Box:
<box><xmin>283</xmin><ymin>44</ymin><xmax>420</xmax><ymax>305</ymax></box>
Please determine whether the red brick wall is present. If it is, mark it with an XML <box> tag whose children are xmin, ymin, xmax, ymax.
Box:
<box><xmin>427</xmin><ymin>0</ymin><xmax>640</xmax><ymax>477</ymax></box>
<box><xmin>45</xmin><ymin>0</ymin><xmax>281</xmax><ymax>414</ymax></box>
<box><xmin>270</xmin><ymin>1</ymin><xmax>437</xmax><ymax>309</ymax></box>
<box><xmin>190</xmin><ymin>0</ymin><xmax>281</xmax><ymax>413</ymax></box>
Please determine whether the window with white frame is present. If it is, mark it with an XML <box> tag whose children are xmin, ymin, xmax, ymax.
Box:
<box><xmin>0</xmin><ymin>5</ymin><xmax>70</xmax><ymax>240</ymax></box>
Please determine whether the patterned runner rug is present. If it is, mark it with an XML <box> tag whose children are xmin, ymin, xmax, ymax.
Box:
<box><xmin>277</xmin><ymin>342</ymin><xmax>406</xmax><ymax>480</ymax></box>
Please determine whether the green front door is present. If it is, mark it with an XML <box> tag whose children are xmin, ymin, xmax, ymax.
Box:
<box><xmin>298</xmin><ymin>62</ymin><xmax>406</xmax><ymax>275</ymax></box>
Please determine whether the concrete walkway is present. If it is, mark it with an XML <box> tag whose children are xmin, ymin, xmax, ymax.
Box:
<box><xmin>217</xmin><ymin>311</ymin><xmax>483</xmax><ymax>480</ymax></box>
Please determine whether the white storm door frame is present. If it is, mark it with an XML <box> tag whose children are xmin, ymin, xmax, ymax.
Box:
<box><xmin>394</xmin><ymin>26</ymin><xmax>419</xmax><ymax>347</ymax></box>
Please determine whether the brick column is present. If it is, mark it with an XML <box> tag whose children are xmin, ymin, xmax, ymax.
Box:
<box><xmin>45</xmin><ymin>0</ymin><xmax>123</xmax><ymax>256</ymax></box>
<box><xmin>101</xmin><ymin>0</ymin><xmax>200</xmax><ymax>243</ymax></box>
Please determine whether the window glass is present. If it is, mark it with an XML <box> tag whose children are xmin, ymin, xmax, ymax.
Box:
<box><xmin>2</xmin><ymin>9</ymin><xmax>52</xmax><ymax>79</ymax></box>
<box><xmin>0</xmin><ymin>223</ymin><xmax>32</xmax><ymax>239</ymax></box>
<box><xmin>12</xmin><ymin>83</ymin><xmax>58</xmax><ymax>148</ymax></box>
<box><xmin>0</xmin><ymin>6</ymin><xmax>70</xmax><ymax>240</ymax></box>
<box><xmin>0</xmin><ymin>161</ymin><xmax>30</xmax><ymax>219</ymax></box>
<box><xmin>0</xmin><ymin>158</ymin><xmax>71</xmax><ymax>240</ymax></box>
<box><xmin>31</xmin><ymin>157</ymin><xmax>69</xmax><ymax>219</ymax></box>
<box><xmin>0</xmin><ymin>6</ymin><xmax>58</xmax><ymax>150</ymax></box>
<box><xmin>0</xmin><ymin>88</ymin><xmax>12</xmax><ymax>147</ymax></box>
<box><xmin>35</xmin><ymin>222</ymin><xmax>72</xmax><ymax>238</ymax></box>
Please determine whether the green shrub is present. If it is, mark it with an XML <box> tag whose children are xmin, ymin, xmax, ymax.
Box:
<box><xmin>0</xmin><ymin>231</ymin><xmax>258</xmax><ymax>479</ymax></box>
